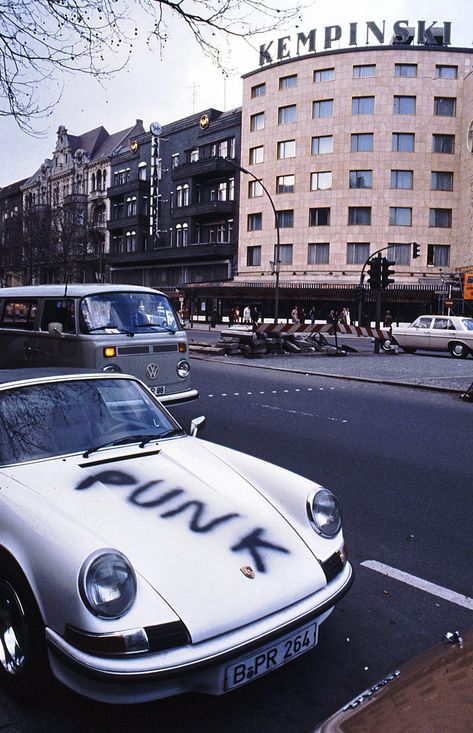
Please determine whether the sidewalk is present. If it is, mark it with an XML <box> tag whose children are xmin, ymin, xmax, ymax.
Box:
<box><xmin>186</xmin><ymin>325</ymin><xmax>473</xmax><ymax>394</ymax></box>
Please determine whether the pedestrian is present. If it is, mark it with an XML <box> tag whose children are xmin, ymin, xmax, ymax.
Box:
<box><xmin>339</xmin><ymin>307</ymin><xmax>347</xmax><ymax>325</ymax></box>
<box><xmin>299</xmin><ymin>306</ymin><xmax>306</xmax><ymax>325</ymax></box>
<box><xmin>291</xmin><ymin>305</ymin><xmax>299</xmax><ymax>324</ymax></box>
<box><xmin>327</xmin><ymin>309</ymin><xmax>335</xmax><ymax>325</ymax></box>
<box><xmin>251</xmin><ymin>305</ymin><xmax>260</xmax><ymax>326</ymax></box>
<box><xmin>309</xmin><ymin>305</ymin><xmax>316</xmax><ymax>325</ymax></box>
<box><xmin>243</xmin><ymin>305</ymin><xmax>251</xmax><ymax>324</ymax></box>
<box><xmin>384</xmin><ymin>310</ymin><xmax>393</xmax><ymax>328</ymax></box>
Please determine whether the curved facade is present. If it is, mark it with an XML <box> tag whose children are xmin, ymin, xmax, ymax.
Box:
<box><xmin>238</xmin><ymin>45</ymin><xmax>473</xmax><ymax>296</ymax></box>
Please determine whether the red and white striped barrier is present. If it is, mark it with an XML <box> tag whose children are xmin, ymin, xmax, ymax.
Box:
<box><xmin>255</xmin><ymin>322</ymin><xmax>391</xmax><ymax>340</ymax></box>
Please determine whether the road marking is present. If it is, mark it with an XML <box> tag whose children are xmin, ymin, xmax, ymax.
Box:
<box><xmin>262</xmin><ymin>404</ymin><xmax>347</xmax><ymax>423</ymax></box>
<box><xmin>204</xmin><ymin>387</ymin><xmax>340</xmax><ymax>399</ymax></box>
<box><xmin>362</xmin><ymin>560</ymin><xmax>473</xmax><ymax>611</ymax></box>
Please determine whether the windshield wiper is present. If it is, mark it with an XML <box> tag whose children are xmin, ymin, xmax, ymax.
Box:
<box><xmin>139</xmin><ymin>322</ymin><xmax>176</xmax><ymax>334</ymax></box>
<box><xmin>87</xmin><ymin>324</ymin><xmax>134</xmax><ymax>336</ymax></box>
<box><xmin>82</xmin><ymin>433</ymin><xmax>164</xmax><ymax>458</ymax></box>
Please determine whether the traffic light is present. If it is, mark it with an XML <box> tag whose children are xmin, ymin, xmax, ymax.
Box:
<box><xmin>412</xmin><ymin>242</ymin><xmax>420</xmax><ymax>259</ymax></box>
<box><xmin>381</xmin><ymin>257</ymin><xmax>395</xmax><ymax>289</ymax></box>
<box><xmin>367</xmin><ymin>256</ymin><xmax>382</xmax><ymax>289</ymax></box>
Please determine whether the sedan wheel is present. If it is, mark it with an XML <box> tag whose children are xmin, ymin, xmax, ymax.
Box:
<box><xmin>449</xmin><ymin>342</ymin><xmax>469</xmax><ymax>359</ymax></box>
<box><xmin>0</xmin><ymin>563</ymin><xmax>49</xmax><ymax>697</ymax></box>
<box><xmin>401</xmin><ymin>346</ymin><xmax>417</xmax><ymax>354</ymax></box>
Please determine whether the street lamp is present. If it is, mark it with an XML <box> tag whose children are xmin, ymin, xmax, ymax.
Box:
<box><xmin>224</xmin><ymin>158</ymin><xmax>281</xmax><ymax>323</ymax></box>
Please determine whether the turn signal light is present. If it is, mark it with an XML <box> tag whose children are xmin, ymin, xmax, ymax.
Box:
<box><xmin>178</xmin><ymin>342</ymin><xmax>187</xmax><ymax>353</ymax></box>
<box><xmin>103</xmin><ymin>346</ymin><xmax>117</xmax><ymax>358</ymax></box>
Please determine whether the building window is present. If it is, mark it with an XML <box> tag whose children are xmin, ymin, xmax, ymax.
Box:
<box><xmin>125</xmin><ymin>230</ymin><xmax>137</xmax><ymax>252</ymax></box>
<box><xmin>312</xmin><ymin>99</ymin><xmax>334</xmax><ymax>118</ymax></box>
<box><xmin>276</xmin><ymin>175</ymin><xmax>295</xmax><ymax>193</ymax></box>
<box><xmin>138</xmin><ymin>162</ymin><xmax>147</xmax><ymax>180</ymax></box>
<box><xmin>389</xmin><ymin>207</ymin><xmax>412</xmax><ymax>226</ymax></box>
<box><xmin>247</xmin><ymin>246</ymin><xmax>261</xmax><ymax>266</ymax></box>
<box><xmin>387</xmin><ymin>244</ymin><xmax>411</xmax><ymax>265</ymax></box>
<box><xmin>348</xmin><ymin>207</ymin><xmax>371</xmax><ymax>225</ymax></box>
<box><xmin>434</xmin><ymin>97</ymin><xmax>456</xmax><ymax>116</ymax></box>
<box><xmin>277</xmin><ymin>140</ymin><xmax>296</xmax><ymax>159</ymax></box>
<box><xmin>190</xmin><ymin>149</ymin><xmax>199</xmax><ymax>162</ymax></box>
<box><xmin>312</xmin><ymin>135</ymin><xmax>333</xmax><ymax>154</ymax></box>
<box><xmin>395</xmin><ymin>63</ymin><xmax>417</xmax><ymax>77</ymax></box>
<box><xmin>352</xmin><ymin>96</ymin><xmax>375</xmax><ymax>115</ymax></box>
<box><xmin>429</xmin><ymin>208</ymin><xmax>452</xmax><ymax>227</ymax></box>
<box><xmin>432</xmin><ymin>134</ymin><xmax>455</xmax><ymax>154</ymax></box>
<box><xmin>250</xmin><ymin>112</ymin><xmax>265</xmax><ymax>131</ymax></box>
<box><xmin>391</xmin><ymin>170</ymin><xmax>413</xmax><ymax>189</ymax></box>
<box><xmin>126</xmin><ymin>196</ymin><xmax>137</xmax><ymax>217</ymax></box>
<box><xmin>276</xmin><ymin>209</ymin><xmax>294</xmax><ymax>228</ymax></box>
<box><xmin>249</xmin><ymin>146</ymin><xmax>264</xmax><ymax>164</ymax></box>
<box><xmin>351</xmin><ymin>133</ymin><xmax>373</xmax><ymax>152</ymax></box>
<box><xmin>314</xmin><ymin>67</ymin><xmax>334</xmax><ymax>82</ymax></box>
<box><xmin>279</xmin><ymin>74</ymin><xmax>297</xmax><ymax>89</ymax></box>
<box><xmin>309</xmin><ymin>207</ymin><xmax>330</xmax><ymax>226</ymax></box>
<box><xmin>171</xmin><ymin>154</ymin><xmax>179</xmax><ymax>169</ymax></box>
<box><xmin>349</xmin><ymin>170</ymin><xmax>372</xmax><ymax>189</ymax></box>
<box><xmin>310</xmin><ymin>171</ymin><xmax>332</xmax><ymax>190</ymax></box>
<box><xmin>353</xmin><ymin>64</ymin><xmax>376</xmax><ymax>77</ymax></box>
<box><xmin>278</xmin><ymin>105</ymin><xmax>297</xmax><ymax>124</ymax></box>
<box><xmin>279</xmin><ymin>244</ymin><xmax>293</xmax><ymax>265</ymax></box>
<box><xmin>436</xmin><ymin>65</ymin><xmax>457</xmax><ymax>79</ymax></box>
<box><xmin>392</xmin><ymin>133</ymin><xmax>415</xmax><ymax>152</ymax></box>
<box><xmin>308</xmin><ymin>243</ymin><xmax>330</xmax><ymax>265</ymax></box>
<box><xmin>248</xmin><ymin>212</ymin><xmax>262</xmax><ymax>231</ymax></box>
<box><xmin>248</xmin><ymin>180</ymin><xmax>263</xmax><ymax>198</ymax></box>
<box><xmin>393</xmin><ymin>96</ymin><xmax>416</xmax><ymax>114</ymax></box>
<box><xmin>347</xmin><ymin>242</ymin><xmax>370</xmax><ymax>264</ymax></box>
<box><xmin>427</xmin><ymin>244</ymin><xmax>450</xmax><ymax>266</ymax></box>
<box><xmin>431</xmin><ymin>171</ymin><xmax>453</xmax><ymax>191</ymax></box>
<box><xmin>251</xmin><ymin>83</ymin><xmax>266</xmax><ymax>98</ymax></box>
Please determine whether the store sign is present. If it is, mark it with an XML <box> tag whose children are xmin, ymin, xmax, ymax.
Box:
<box><xmin>259</xmin><ymin>20</ymin><xmax>452</xmax><ymax>66</ymax></box>
<box><xmin>464</xmin><ymin>271</ymin><xmax>473</xmax><ymax>300</ymax></box>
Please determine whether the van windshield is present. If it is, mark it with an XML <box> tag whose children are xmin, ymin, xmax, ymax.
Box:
<box><xmin>79</xmin><ymin>292</ymin><xmax>179</xmax><ymax>334</ymax></box>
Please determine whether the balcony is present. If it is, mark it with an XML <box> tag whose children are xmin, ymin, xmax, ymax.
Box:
<box><xmin>171</xmin><ymin>157</ymin><xmax>236</xmax><ymax>181</ymax></box>
<box><xmin>171</xmin><ymin>200</ymin><xmax>236</xmax><ymax>219</ymax></box>
<box><xmin>107</xmin><ymin>241</ymin><xmax>234</xmax><ymax>265</ymax></box>
<box><xmin>89</xmin><ymin>189</ymin><xmax>107</xmax><ymax>202</ymax></box>
<box><xmin>107</xmin><ymin>179</ymin><xmax>150</xmax><ymax>198</ymax></box>
<box><xmin>107</xmin><ymin>214</ymin><xmax>149</xmax><ymax>231</ymax></box>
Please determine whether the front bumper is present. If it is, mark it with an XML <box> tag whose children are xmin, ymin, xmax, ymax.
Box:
<box><xmin>46</xmin><ymin>563</ymin><xmax>353</xmax><ymax>704</ymax></box>
<box><xmin>158</xmin><ymin>388</ymin><xmax>199</xmax><ymax>405</ymax></box>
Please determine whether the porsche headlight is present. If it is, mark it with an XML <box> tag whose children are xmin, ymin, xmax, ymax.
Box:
<box><xmin>80</xmin><ymin>550</ymin><xmax>137</xmax><ymax>619</ymax></box>
<box><xmin>307</xmin><ymin>488</ymin><xmax>342</xmax><ymax>538</ymax></box>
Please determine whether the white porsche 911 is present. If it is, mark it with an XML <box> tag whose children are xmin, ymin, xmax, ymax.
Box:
<box><xmin>0</xmin><ymin>369</ymin><xmax>352</xmax><ymax>704</ymax></box>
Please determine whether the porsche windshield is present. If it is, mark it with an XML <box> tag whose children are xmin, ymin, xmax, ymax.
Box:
<box><xmin>79</xmin><ymin>292</ymin><xmax>179</xmax><ymax>333</ymax></box>
<box><xmin>0</xmin><ymin>378</ymin><xmax>181</xmax><ymax>465</ymax></box>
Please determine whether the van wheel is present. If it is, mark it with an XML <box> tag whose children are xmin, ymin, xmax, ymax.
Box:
<box><xmin>0</xmin><ymin>561</ymin><xmax>49</xmax><ymax>698</ymax></box>
<box><xmin>449</xmin><ymin>342</ymin><xmax>469</xmax><ymax>359</ymax></box>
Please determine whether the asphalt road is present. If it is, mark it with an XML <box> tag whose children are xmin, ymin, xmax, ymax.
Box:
<box><xmin>2</xmin><ymin>358</ymin><xmax>472</xmax><ymax>732</ymax></box>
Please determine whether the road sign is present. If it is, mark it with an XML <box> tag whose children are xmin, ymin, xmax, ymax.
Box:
<box><xmin>445</xmin><ymin>298</ymin><xmax>454</xmax><ymax>308</ymax></box>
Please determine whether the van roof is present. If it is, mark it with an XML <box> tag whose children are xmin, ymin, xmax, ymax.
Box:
<box><xmin>0</xmin><ymin>284</ymin><xmax>166</xmax><ymax>298</ymax></box>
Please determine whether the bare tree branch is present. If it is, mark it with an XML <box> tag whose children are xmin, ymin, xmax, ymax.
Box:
<box><xmin>0</xmin><ymin>0</ymin><xmax>302</xmax><ymax>130</ymax></box>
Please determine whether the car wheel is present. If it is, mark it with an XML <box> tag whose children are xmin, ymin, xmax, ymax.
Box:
<box><xmin>401</xmin><ymin>346</ymin><xmax>417</xmax><ymax>354</ymax></box>
<box><xmin>449</xmin><ymin>342</ymin><xmax>469</xmax><ymax>359</ymax></box>
<box><xmin>0</xmin><ymin>561</ymin><xmax>49</xmax><ymax>697</ymax></box>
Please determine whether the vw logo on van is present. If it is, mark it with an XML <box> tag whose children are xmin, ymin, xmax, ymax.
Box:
<box><xmin>146</xmin><ymin>363</ymin><xmax>159</xmax><ymax>380</ymax></box>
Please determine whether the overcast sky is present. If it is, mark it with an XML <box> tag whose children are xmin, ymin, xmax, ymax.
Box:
<box><xmin>1</xmin><ymin>0</ymin><xmax>472</xmax><ymax>187</ymax></box>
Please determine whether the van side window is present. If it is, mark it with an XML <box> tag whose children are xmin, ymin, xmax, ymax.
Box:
<box><xmin>41</xmin><ymin>299</ymin><xmax>76</xmax><ymax>333</ymax></box>
<box><xmin>0</xmin><ymin>300</ymin><xmax>38</xmax><ymax>330</ymax></box>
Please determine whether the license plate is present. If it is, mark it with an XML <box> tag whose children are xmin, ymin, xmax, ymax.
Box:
<box><xmin>224</xmin><ymin>621</ymin><xmax>318</xmax><ymax>692</ymax></box>
<box><xmin>149</xmin><ymin>385</ymin><xmax>165</xmax><ymax>396</ymax></box>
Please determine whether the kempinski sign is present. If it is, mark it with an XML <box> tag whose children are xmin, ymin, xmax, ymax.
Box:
<box><xmin>259</xmin><ymin>20</ymin><xmax>452</xmax><ymax>66</ymax></box>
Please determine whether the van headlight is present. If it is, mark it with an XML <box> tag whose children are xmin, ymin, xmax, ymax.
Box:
<box><xmin>177</xmin><ymin>359</ymin><xmax>190</xmax><ymax>378</ymax></box>
<box><xmin>80</xmin><ymin>550</ymin><xmax>136</xmax><ymax>619</ymax></box>
<box><xmin>306</xmin><ymin>489</ymin><xmax>342</xmax><ymax>538</ymax></box>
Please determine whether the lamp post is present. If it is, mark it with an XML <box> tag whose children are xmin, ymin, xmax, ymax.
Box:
<box><xmin>224</xmin><ymin>158</ymin><xmax>281</xmax><ymax>323</ymax></box>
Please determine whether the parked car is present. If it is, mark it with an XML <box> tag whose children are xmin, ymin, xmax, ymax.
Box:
<box><xmin>390</xmin><ymin>315</ymin><xmax>473</xmax><ymax>357</ymax></box>
<box><xmin>314</xmin><ymin>629</ymin><xmax>472</xmax><ymax>732</ymax></box>
<box><xmin>0</xmin><ymin>369</ymin><xmax>352</xmax><ymax>704</ymax></box>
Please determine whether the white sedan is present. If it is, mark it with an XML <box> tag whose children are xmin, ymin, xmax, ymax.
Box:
<box><xmin>391</xmin><ymin>315</ymin><xmax>473</xmax><ymax>358</ymax></box>
<box><xmin>0</xmin><ymin>369</ymin><xmax>352</xmax><ymax>704</ymax></box>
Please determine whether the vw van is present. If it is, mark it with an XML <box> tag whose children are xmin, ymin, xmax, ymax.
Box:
<box><xmin>0</xmin><ymin>285</ymin><xmax>198</xmax><ymax>404</ymax></box>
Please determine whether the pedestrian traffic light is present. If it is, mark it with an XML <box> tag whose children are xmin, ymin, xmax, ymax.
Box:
<box><xmin>412</xmin><ymin>242</ymin><xmax>420</xmax><ymax>259</ymax></box>
<box><xmin>381</xmin><ymin>257</ymin><xmax>396</xmax><ymax>289</ymax></box>
<box><xmin>367</xmin><ymin>256</ymin><xmax>382</xmax><ymax>289</ymax></box>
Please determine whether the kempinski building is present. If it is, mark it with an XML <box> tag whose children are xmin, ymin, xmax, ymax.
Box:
<box><xmin>233</xmin><ymin>24</ymin><xmax>473</xmax><ymax>320</ymax></box>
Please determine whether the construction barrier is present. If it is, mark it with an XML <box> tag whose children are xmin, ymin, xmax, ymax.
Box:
<box><xmin>256</xmin><ymin>322</ymin><xmax>391</xmax><ymax>340</ymax></box>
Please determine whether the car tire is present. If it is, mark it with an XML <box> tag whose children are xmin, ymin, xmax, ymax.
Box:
<box><xmin>449</xmin><ymin>342</ymin><xmax>469</xmax><ymax>359</ymax></box>
<box><xmin>0</xmin><ymin>559</ymin><xmax>50</xmax><ymax>698</ymax></box>
<box><xmin>401</xmin><ymin>346</ymin><xmax>417</xmax><ymax>354</ymax></box>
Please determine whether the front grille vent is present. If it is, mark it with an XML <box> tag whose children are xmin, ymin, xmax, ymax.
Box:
<box><xmin>321</xmin><ymin>551</ymin><xmax>345</xmax><ymax>583</ymax></box>
<box><xmin>145</xmin><ymin>620</ymin><xmax>190</xmax><ymax>651</ymax></box>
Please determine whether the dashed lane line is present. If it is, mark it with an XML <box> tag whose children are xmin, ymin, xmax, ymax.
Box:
<box><xmin>205</xmin><ymin>386</ymin><xmax>338</xmax><ymax>399</ymax></box>
<box><xmin>362</xmin><ymin>560</ymin><xmax>473</xmax><ymax>611</ymax></box>
<box><xmin>262</xmin><ymin>404</ymin><xmax>348</xmax><ymax>423</ymax></box>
